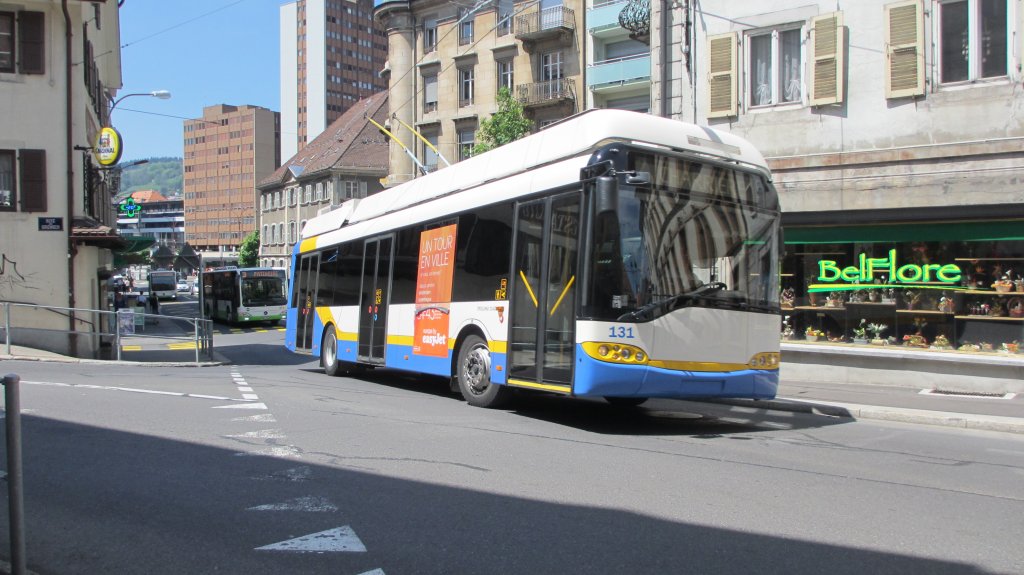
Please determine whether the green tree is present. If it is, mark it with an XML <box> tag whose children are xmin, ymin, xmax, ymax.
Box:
<box><xmin>238</xmin><ymin>230</ymin><xmax>260</xmax><ymax>268</ymax></box>
<box><xmin>472</xmin><ymin>87</ymin><xmax>532</xmax><ymax>155</ymax></box>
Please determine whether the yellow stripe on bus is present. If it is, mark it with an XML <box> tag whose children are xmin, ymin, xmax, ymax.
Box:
<box><xmin>506</xmin><ymin>379</ymin><xmax>572</xmax><ymax>394</ymax></box>
<box><xmin>299</xmin><ymin>238</ymin><xmax>318</xmax><ymax>254</ymax></box>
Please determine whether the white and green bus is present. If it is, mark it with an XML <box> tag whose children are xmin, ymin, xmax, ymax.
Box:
<box><xmin>201</xmin><ymin>267</ymin><xmax>287</xmax><ymax>325</ymax></box>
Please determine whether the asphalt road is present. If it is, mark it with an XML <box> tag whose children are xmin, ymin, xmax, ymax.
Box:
<box><xmin>1</xmin><ymin>328</ymin><xmax>1022</xmax><ymax>574</ymax></box>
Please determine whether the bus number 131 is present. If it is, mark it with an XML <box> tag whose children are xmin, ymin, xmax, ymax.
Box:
<box><xmin>609</xmin><ymin>326</ymin><xmax>634</xmax><ymax>339</ymax></box>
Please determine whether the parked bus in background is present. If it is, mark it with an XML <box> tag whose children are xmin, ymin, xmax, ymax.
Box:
<box><xmin>148</xmin><ymin>269</ymin><xmax>178</xmax><ymax>300</ymax></box>
<box><xmin>286</xmin><ymin>109</ymin><xmax>781</xmax><ymax>408</ymax></box>
<box><xmin>201</xmin><ymin>267</ymin><xmax>288</xmax><ymax>325</ymax></box>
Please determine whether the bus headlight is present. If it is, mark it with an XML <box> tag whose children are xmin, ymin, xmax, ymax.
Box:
<box><xmin>582</xmin><ymin>342</ymin><xmax>650</xmax><ymax>365</ymax></box>
<box><xmin>748</xmin><ymin>352</ymin><xmax>780</xmax><ymax>370</ymax></box>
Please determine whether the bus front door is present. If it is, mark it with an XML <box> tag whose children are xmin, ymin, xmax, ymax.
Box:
<box><xmin>295</xmin><ymin>253</ymin><xmax>320</xmax><ymax>352</ymax></box>
<box><xmin>357</xmin><ymin>235</ymin><xmax>394</xmax><ymax>365</ymax></box>
<box><xmin>508</xmin><ymin>192</ymin><xmax>580</xmax><ymax>391</ymax></box>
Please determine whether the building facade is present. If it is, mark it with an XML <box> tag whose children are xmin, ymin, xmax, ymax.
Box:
<box><xmin>116</xmin><ymin>190</ymin><xmax>185</xmax><ymax>252</ymax></box>
<box><xmin>374</xmin><ymin>0</ymin><xmax>586</xmax><ymax>186</ymax></box>
<box><xmin>0</xmin><ymin>1</ymin><xmax>124</xmax><ymax>356</ymax></box>
<box><xmin>280</xmin><ymin>0</ymin><xmax>389</xmax><ymax>161</ymax></box>
<box><xmin>183</xmin><ymin>104</ymin><xmax>280</xmax><ymax>267</ymax></box>
<box><xmin>257</xmin><ymin>92</ymin><xmax>389</xmax><ymax>278</ymax></box>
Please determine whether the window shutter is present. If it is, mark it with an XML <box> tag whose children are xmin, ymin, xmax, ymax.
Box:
<box><xmin>809</xmin><ymin>12</ymin><xmax>845</xmax><ymax>106</ymax></box>
<box><xmin>707</xmin><ymin>32</ymin><xmax>738</xmax><ymax>118</ymax></box>
<box><xmin>19</xmin><ymin>149</ymin><xmax>46</xmax><ymax>212</ymax></box>
<box><xmin>17</xmin><ymin>11</ymin><xmax>44</xmax><ymax>75</ymax></box>
<box><xmin>885</xmin><ymin>0</ymin><xmax>924</xmax><ymax>98</ymax></box>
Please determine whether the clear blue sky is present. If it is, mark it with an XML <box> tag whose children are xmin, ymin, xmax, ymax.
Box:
<box><xmin>116</xmin><ymin>0</ymin><xmax>281</xmax><ymax>162</ymax></box>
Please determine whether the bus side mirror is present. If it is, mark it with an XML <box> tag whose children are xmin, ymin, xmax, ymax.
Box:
<box><xmin>596</xmin><ymin>176</ymin><xmax>618</xmax><ymax>214</ymax></box>
<box><xmin>626</xmin><ymin>171</ymin><xmax>651</xmax><ymax>186</ymax></box>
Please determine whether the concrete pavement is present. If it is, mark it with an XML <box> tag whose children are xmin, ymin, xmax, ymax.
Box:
<box><xmin>2</xmin><ymin>342</ymin><xmax>1021</xmax><ymax>434</ymax></box>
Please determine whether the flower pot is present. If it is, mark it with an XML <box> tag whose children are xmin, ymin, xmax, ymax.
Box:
<box><xmin>870</xmin><ymin>338</ymin><xmax>886</xmax><ymax>346</ymax></box>
<box><xmin>852</xmin><ymin>338</ymin><xmax>868</xmax><ymax>345</ymax></box>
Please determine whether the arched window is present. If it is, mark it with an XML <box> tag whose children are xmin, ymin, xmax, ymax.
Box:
<box><xmin>262</xmin><ymin>224</ymin><xmax>268</xmax><ymax>245</ymax></box>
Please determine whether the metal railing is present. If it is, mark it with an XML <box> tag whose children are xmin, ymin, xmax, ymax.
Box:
<box><xmin>516</xmin><ymin>78</ymin><xmax>576</xmax><ymax>107</ymax></box>
<box><xmin>515</xmin><ymin>6</ymin><xmax>575</xmax><ymax>38</ymax></box>
<box><xmin>2</xmin><ymin>301</ymin><xmax>214</xmax><ymax>365</ymax></box>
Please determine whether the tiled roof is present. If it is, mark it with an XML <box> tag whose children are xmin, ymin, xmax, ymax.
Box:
<box><xmin>259</xmin><ymin>92</ymin><xmax>389</xmax><ymax>188</ymax></box>
<box><xmin>130</xmin><ymin>190</ymin><xmax>168</xmax><ymax>203</ymax></box>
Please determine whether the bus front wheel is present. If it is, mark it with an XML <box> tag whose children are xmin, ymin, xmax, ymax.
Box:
<box><xmin>456</xmin><ymin>334</ymin><xmax>511</xmax><ymax>408</ymax></box>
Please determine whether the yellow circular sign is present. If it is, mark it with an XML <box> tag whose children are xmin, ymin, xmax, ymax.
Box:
<box><xmin>94</xmin><ymin>127</ymin><xmax>123</xmax><ymax>166</ymax></box>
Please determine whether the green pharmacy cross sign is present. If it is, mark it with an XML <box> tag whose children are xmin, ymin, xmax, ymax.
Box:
<box><xmin>118</xmin><ymin>198</ymin><xmax>141</xmax><ymax>219</ymax></box>
<box><xmin>810</xmin><ymin>249</ymin><xmax>964</xmax><ymax>293</ymax></box>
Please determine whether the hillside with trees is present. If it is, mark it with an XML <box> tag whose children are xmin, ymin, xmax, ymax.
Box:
<box><xmin>120</xmin><ymin>157</ymin><xmax>183</xmax><ymax>197</ymax></box>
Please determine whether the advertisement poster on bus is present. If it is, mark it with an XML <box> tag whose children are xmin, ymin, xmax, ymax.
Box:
<box><xmin>414</xmin><ymin>223</ymin><xmax>458</xmax><ymax>357</ymax></box>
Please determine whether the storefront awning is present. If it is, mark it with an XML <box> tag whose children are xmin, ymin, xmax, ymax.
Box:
<box><xmin>785</xmin><ymin>220</ymin><xmax>1024</xmax><ymax>244</ymax></box>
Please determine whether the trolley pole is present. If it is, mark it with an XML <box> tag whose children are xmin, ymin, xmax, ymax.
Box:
<box><xmin>3</xmin><ymin>373</ymin><xmax>26</xmax><ymax>575</ymax></box>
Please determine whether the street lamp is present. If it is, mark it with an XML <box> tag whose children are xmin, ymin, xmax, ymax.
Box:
<box><xmin>108</xmin><ymin>89</ymin><xmax>172</xmax><ymax>117</ymax></box>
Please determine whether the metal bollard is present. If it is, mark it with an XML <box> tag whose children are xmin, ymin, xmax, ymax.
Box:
<box><xmin>3</xmin><ymin>373</ymin><xmax>26</xmax><ymax>575</ymax></box>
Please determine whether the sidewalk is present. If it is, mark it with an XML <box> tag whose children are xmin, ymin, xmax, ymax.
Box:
<box><xmin>710</xmin><ymin>380</ymin><xmax>1024</xmax><ymax>435</ymax></box>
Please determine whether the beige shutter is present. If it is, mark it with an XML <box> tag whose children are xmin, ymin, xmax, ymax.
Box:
<box><xmin>809</xmin><ymin>12</ymin><xmax>845</xmax><ymax>106</ymax></box>
<box><xmin>708</xmin><ymin>32</ymin><xmax>737</xmax><ymax>118</ymax></box>
<box><xmin>885</xmin><ymin>0</ymin><xmax>925</xmax><ymax>98</ymax></box>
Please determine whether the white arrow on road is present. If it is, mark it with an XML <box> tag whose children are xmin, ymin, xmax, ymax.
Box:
<box><xmin>255</xmin><ymin>525</ymin><xmax>366</xmax><ymax>552</ymax></box>
<box><xmin>247</xmin><ymin>496</ymin><xmax>338</xmax><ymax>512</ymax></box>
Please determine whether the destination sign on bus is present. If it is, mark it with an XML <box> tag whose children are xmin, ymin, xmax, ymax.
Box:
<box><xmin>241</xmin><ymin>270</ymin><xmax>283</xmax><ymax>279</ymax></box>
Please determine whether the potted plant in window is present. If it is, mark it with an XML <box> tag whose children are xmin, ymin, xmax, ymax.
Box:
<box><xmin>867</xmin><ymin>322</ymin><xmax>888</xmax><ymax>345</ymax></box>
<box><xmin>804</xmin><ymin>327</ymin><xmax>825</xmax><ymax>342</ymax></box>
<box><xmin>851</xmin><ymin>319</ymin><xmax>868</xmax><ymax>345</ymax></box>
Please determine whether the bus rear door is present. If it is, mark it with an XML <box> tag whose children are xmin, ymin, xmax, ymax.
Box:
<box><xmin>508</xmin><ymin>192</ymin><xmax>580</xmax><ymax>393</ymax></box>
<box><xmin>357</xmin><ymin>235</ymin><xmax>394</xmax><ymax>365</ymax></box>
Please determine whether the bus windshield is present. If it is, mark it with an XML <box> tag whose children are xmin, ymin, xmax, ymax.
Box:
<box><xmin>241</xmin><ymin>275</ymin><xmax>287</xmax><ymax>307</ymax></box>
<box><xmin>584</xmin><ymin>152</ymin><xmax>780</xmax><ymax>322</ymax></box>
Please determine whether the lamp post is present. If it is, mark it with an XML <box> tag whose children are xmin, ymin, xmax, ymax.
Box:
<box><xmin>108</xmin><ymin>89</ymin><xmax>171</xmax><ymax>120</ymax></box>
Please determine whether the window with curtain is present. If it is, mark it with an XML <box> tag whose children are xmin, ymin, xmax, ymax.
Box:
<box><xmin>939</xmin><ymin>0</ymin><xmax>1008</xmax><ymax>83</ymax></box>
<box><xmin>748</xmin><ymin>26</ymin><xmax>802</xmax><ymax>107</ymax></box>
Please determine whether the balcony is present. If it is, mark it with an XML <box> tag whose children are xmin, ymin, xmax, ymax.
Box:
<box><xmin>587</xmin><ymin>54</ymin><xmax>651</xmax><ymax>90</ymax></box>
<box><xmin>515</xmin><ymin>6</ymin><xmax>575</xmax><ymax>52</ymax></box>
<box><xmin>587</xmin><ymin>0</ymin><xmax>628</xmax><ymax>33</ymax></box>
<box><xmin>517</xmin><ymin>78</ymin><xmax>576</xmax><ymax>109</ymax></box>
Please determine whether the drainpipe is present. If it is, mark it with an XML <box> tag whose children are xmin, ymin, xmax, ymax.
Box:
<box><xmin>63</xmin><ymin>0</ymin><xmax>76</xmax><ymax>346</ymax></box>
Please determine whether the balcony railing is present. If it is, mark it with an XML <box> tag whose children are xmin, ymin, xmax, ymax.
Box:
<box><xmin>517</xmin><ymin>78</ymin><xmax>575</xmax><ymax>108</ymax></box>
<box><xmin>587</xmin><ymin>54</ymin><xmax>651</xmax><ymax>89</ymax></box>
<box><xmin>515</xmin><ymin>6</ymin><xmax>575</xmax><ymax>42</ymax></box>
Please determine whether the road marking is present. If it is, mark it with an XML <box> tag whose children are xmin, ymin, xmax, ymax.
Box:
<box><xmin>122</xmin><ymin>345</ymin><xmax>142</xmax><ymax>351</ymax></box>
<box><xmin>225</xmin><ymin>428</ymin><xmax>286</xmax><ymax>439</ymax></box>
<box><xmin>213</xmin><ymin>402</ymin><xmax>268</xmax><ymax>410</ymax></box>
<box><xmin>21</xmin><ymin>381</ymin><xmax>246</xmax><ymax>402</ymax></box>
<box><xmin>247</xmin><ymin>496</ymin><xmax>338</xmax><ymax>512</ymax></box>
<box><xmin>232</xmin><ymin>414</ymin><xmax>276</xmax><ymax>422</ymax></box>
<box><xmin>256</xmin><ymin>466</ymin><xmax>312</xmax><ymax>482</ymax></box>
<box><xmin>167</xmin><ymin>342</ymin><xmax>197</xmax><ymax>350</ymax></box>
<box><xmin>237</xmin><ymin>386</ymin><xmax>253</xmax><ymax>392</ymax></box>
<box><xmin>235</xmin><ymin>445</ymin><xmax>301</xmax><ymax>458</ymax></box>
<box><xmin>255</xmin><ymin>526</ymin><xmax>366</xmax><ymax>553</ymax></box>
<box><xmin>357</xmin><ymin>570</ymin><xmax>386</xmax><ymax>575</ymax></box>
<box><xmin>241</xmin><ymin>393</ymin><xmax>259</xmax><ymax>400</ymax></box>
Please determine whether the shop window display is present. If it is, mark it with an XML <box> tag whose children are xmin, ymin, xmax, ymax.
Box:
<box><xmin>781</xmin><ymin>240</ymin><xmax>1024</xmax><ymax>355</ymax></box>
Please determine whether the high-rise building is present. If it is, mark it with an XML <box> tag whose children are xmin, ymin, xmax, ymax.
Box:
<box><xmin>280</xmin><ymin>0</ymin><xmax>389</xmax><ymax>161</ymax></box>
<box><xmin>182</xmin><ymin>104</ymin><xmax>280</xmax><ymax>267</ymax></box>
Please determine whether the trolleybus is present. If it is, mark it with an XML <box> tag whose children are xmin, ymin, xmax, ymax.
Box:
<box><xmin>286</xmin><ymin>109</ymin><xmax>781</xmax><ymax>407</ymax></box>
<box><xmin>201</xmin><ymin>267</ymin><xmax>288</xmax><ymax>324</ymax></box>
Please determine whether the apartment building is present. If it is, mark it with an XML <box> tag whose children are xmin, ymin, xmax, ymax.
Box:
<box><xmin>280</xmin><ymin>0</ymin><xmax>389</xmax><ymax>161</ymax></box>
<box><xmin>374</xmin><ymin>0</ymin><xmax>585</xmax><ymax>186</ymax></box>
<box><xmin>183</xmin><ymin>105</ymin><xmax>280</xmax><ymax>267</ymax></box>
<box><xmin>664</xmin><ymin>1</ymin><xmax>1024</xmax><ymax>386</ymax></box>
<box><xmin>257</xmin><ymin>93</ymin><xmax>389</xmax><ymax>277</ymax></box>
<box><xmin>0</xmin><ymin>1</ymin><xmax>123</xmax><ymax>356</ymax></box>
<box><xmin>115</xmin><ymin>190</ymin><xmax>186</xmax><ymax>252</ymax></box>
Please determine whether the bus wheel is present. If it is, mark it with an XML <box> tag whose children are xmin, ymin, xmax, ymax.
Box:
<box><xmin>604</xmin><ymin>396</ymin><xmax>648</xmax><ymax>407</ymax></box>
<box><xmin>456</xmin><ymin>334</ymin><xmax>511</xmax><ymax>408</ymax></box>
<box><xmin>322</xmin><ymin>329</ymin><xmax>343</xmax><ymax>377</ymax></box>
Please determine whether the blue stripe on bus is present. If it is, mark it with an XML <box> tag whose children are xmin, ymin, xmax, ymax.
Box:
<box><xmin>573</xmin><ymin>344</ymin><xmax>778</xmax><ymax>400</ymax></box>
<box><xmin>372</xmin><ymin>344</ymin><xmax>507</xmax><ymax>384</ymax></box>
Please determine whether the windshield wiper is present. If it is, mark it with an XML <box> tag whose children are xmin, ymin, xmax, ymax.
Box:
<box><xmin>617</xmin><ymin>282</ymin><xmax>727</xmax><ymax>322</ymax></box>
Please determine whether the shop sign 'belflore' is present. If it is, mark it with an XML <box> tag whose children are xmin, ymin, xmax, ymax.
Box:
<box><xmin>94</xmin><ymin>127</ymin><xmax>123</xmax><ymax>167</ymax></box>
<box><xmin>810</xmin><ymin>249</ymin><xmax>963</xmax><ymax>293</ymax></box>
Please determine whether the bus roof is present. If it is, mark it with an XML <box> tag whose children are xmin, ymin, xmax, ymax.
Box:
<box><xmin>301</xmin><ymin>109</ymin><xmax>769</xmax><ymax>245</ymax></box>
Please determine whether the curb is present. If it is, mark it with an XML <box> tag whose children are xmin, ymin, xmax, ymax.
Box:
<box><xmin>0</xmin><ymin>353</ymin><xmax>224</xmax><ymax>368</ymax></box>
<box><xmin>707</xmin><ymin>397</ymin><xmax>1024</xmax><ymax>435</ymax></box>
